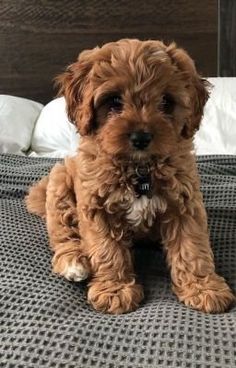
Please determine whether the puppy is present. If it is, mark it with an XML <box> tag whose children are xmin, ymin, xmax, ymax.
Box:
<box><xmin>26</xmin><ymin>39</ymin><xmax>235</xmax><ymax>314</ymax></box>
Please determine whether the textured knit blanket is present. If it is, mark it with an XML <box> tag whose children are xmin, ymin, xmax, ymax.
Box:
<box><xmin>0</xmin><ymin>154</ymin><xmax>236</xmax><ymax>368</ymax></box>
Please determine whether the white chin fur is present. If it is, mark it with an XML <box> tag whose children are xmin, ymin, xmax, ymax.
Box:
<box><xmin>126</xmin><ymin>195</ymin><xmax>167</xmax><ymax>228</ymax></box>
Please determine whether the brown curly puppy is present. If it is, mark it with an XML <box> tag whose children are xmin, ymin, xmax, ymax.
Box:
<box><xmin>26</xmin><ymin>39</ymin><xmax>235</xmax><ymax>314</ymax></box>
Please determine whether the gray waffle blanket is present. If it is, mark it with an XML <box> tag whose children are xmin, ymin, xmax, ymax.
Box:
<box><xmin>0</xmin><ymin>154</ymin><xmax>236</xmax><ymax>368</ymax></box>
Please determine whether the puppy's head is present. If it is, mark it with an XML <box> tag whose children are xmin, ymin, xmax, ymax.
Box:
<box><xmin>56</xmin><ymin>39</ymin><xmax>209</xmax><ymax>160</ymax></box>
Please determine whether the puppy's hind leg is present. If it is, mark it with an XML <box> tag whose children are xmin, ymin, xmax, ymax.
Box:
<box><xmin>26</xmin><ymin>176</ymin><xmax>49</xmax><ymax>218</ymax></box>
<box><xmin>46</xmin><ymin>161</ymin><xmax>90</xmax><ymax>282</ymax></box>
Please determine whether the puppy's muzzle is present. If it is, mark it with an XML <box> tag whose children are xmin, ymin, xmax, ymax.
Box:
<box><xmin>130</xmin><ymin>130</ymin><xmax>153</xmax><ymax>150</ymax></box>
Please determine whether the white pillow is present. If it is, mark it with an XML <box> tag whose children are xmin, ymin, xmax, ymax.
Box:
<box><xmin>0</xmin><ymin>95</ymin><xmax>43</xmax><ymax>155</ymax></box>
<box><xmin>30</xmin><ymin>97</ymin><xmax>79</xmax><ymax>158</ymax></box>
<box><xmin>195</xmin><ymin>78</ymin><xmax>236</xmax><ymax>155</ymax></box>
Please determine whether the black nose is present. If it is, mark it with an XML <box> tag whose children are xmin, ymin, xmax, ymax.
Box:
<box><xmin>130</xmin><ymin>130</ymin><xmax>153</xmax><ymax>150</ymax></box>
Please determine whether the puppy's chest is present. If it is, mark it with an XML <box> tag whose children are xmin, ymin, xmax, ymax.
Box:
<box><xmin>126</xmin><ymin>195</ymin><xmax>166</xmax><ymax>230</ymax></box>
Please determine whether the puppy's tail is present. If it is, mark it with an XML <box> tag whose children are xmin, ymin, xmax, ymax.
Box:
<box><xmin>25</xmin><ymin>176</ymin><xmax>49</xmax><ymax>218</ymax></box>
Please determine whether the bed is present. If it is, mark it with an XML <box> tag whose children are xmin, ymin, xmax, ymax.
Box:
<box><xmin>1</xmin><ymin>1</ymin><xmax>236</xmax><ymax>368</ymax></box>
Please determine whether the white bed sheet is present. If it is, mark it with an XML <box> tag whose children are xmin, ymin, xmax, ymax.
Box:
<box><xmin>194</xmin><ymin>78</ymin><xmax>236</xmax><ymax>155</ymax></box>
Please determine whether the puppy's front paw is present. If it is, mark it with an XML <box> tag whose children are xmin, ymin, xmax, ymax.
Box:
<box><xmin>174</xmin><ymin>274</ymin><xmax>235</xmax><ymax>313</ymax></box>
<box><xmin>88</xmin><ymin>279</ymin><xmax>144</xmax><ymax>314</ymax></box>
<box><xmin>52</xmin><ymin>254</ymin><xmax>90</xmax><ymax>282</ymax></box>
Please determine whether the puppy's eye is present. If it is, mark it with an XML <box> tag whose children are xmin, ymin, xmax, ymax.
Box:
<box><xmin>159</xmin><ymin>93</ymin><xmax>175</xmax><ymax>115</ymax></box>
<box><xmin>104</xmin><ymin>95</ymin><xmax>123</xmax><ymax>112</ymax></box>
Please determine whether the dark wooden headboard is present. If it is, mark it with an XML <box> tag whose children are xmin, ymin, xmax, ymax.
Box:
<box><xmin>0</xmin><ymin>0</ymin><xmax>219</xmax><ymax>104</ymax></box>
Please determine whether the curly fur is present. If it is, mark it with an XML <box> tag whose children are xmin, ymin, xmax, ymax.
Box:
<box><xmin>26</xmin><ymin>39</ymin><xmax>235</xmax><ymax>314</ymax></box>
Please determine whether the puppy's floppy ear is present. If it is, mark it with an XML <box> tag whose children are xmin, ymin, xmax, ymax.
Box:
<box><xmin>55</xmin><ymin>49</ymin><xmax>98</xmax><ymax>136</ymax></box>
<box><xmin>166</xmin><ymin>43</ymin><xmax>210</xmax><ymax>138</ymax></box>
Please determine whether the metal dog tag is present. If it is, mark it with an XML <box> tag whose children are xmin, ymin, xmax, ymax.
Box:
<box><xmin>134</xmin><ymin>165</ymin><xmax>152</xmax><ymax>197</ymax></box>
<box><xmin>139</xmin><ymin>182</ymin><xmax>150</xmax><ymax>192</ymax></box>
